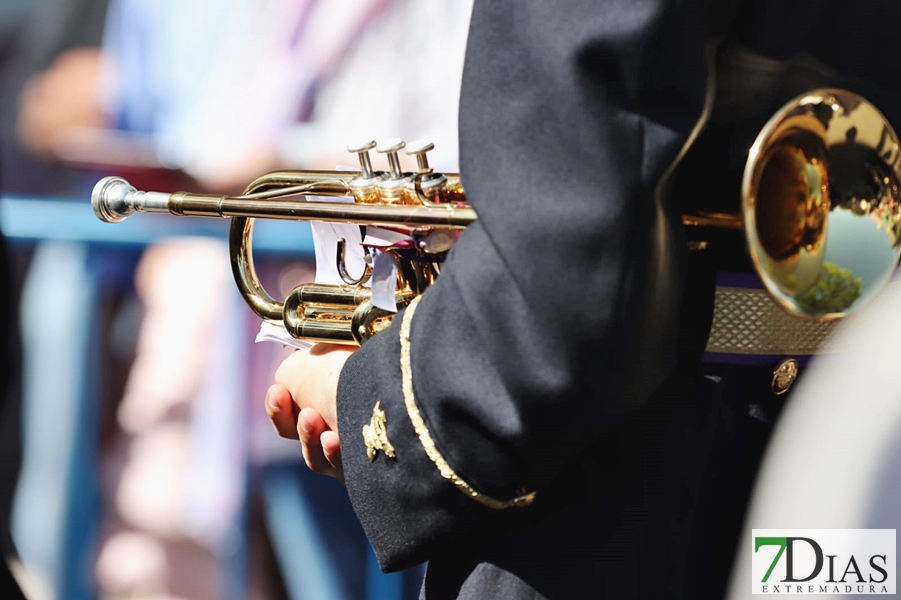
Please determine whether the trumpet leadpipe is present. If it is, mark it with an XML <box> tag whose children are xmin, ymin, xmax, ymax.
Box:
<box><xmin>91</xmin><ymin>176</ymin><xmax>172</xmax><ymax>223</ymax></box>
<box><xmin>92</xmin><ymin>173</ymin><xmax>476</xmax><ymax>230</ymax></box>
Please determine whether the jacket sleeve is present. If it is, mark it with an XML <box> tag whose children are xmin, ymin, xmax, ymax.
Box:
<box><xmin>336</xmin><ymin>0</ymin><xmax>739</xmax><ymax>571</ymax></box>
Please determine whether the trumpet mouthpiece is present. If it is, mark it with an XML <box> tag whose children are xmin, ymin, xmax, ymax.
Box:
<box><xmin>92</xmin><ymin>176</ymin><xmax>137</xmax><ymax>223</ymax></box>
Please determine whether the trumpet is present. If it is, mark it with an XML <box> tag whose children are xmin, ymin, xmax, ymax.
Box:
<box><xmin>92</xmin><ymin>89</ymin><xmax>901</xmax><ymax>346</ymax></box>
<box><xmin>93</xmin><ymin>139</ymin><xmax>476</xmax><ymax>345</ymax></box>
<box><xmin>699</xmin><ymin>88</ymin><xmax>901</xmax><ymax>320</ymax></box>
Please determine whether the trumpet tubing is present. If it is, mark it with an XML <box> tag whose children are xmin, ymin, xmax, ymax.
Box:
<box><xmin>92</xmin><ymin>91</ymin><xmax>901</xmax><ymax>345</ymax></box>
<box><xmin>93</xmin><ymin>170</ymin><xmax>473</xmax><ymax>228</ymax></box>
<box><xmin>93</xmin><ymin>138</ymin><xmax>475</xmax><ymax>345</ymax></box>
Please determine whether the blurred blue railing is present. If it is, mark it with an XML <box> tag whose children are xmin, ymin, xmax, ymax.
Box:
<box><xmin>0</xmin><ymin>195</ymin><xmax>315</xmax><ymax>253</ymax></box>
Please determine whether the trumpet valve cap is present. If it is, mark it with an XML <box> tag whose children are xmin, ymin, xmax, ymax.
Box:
<box><xmin>347</xmin><ymin>139</ymin><xmax>377</xmax><ymax>179</ymax></box>
<box><xmin>405</xmin><ymin>139</ymin><xmax>435</xmax><ymax>172</ymax></box>
<box><xmin>377</xmin><ymin>138</ymin><xmax>406</xmax><ymax>179</ymax></box>
<box><xmin>347</xmin><ymin>139</ymin><xmax>377</xmax><ymax>154</ymax></box>
<box><xmin>376</xmin><ymin>138</ymin><xmax>406</xmax><ymax>155</ymax></box>
<box><xmin>405</xmin><ymin>139</ymin><xmax>434</xmax><ymax>155</ymax></box>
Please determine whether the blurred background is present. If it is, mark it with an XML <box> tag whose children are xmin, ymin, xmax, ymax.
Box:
<box><xmin>0</xmin><ymin>1</ymin><xmax>473</xmax><ymax>598</ymax></box>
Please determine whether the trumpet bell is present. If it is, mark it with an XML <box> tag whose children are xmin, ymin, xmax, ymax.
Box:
<box><xmin>744</xmin><ymin>89</ymin><xmax>901</xmax><ymax>320</ymax></box>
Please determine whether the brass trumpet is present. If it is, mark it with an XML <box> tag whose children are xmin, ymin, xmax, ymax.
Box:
<box><xmin>694</xmin><ymin>88</ymin><xmax>901</xmax><ymax>320</ymax></box>
<box><xmin>92</xmin><ymin>89</ymin><xmax>901</xmax><ymax>346</ymax></box>
<box><xmin>93</xmin><ymin>139</ymin><xmax>476</xmax><ymax>345</ymax></box>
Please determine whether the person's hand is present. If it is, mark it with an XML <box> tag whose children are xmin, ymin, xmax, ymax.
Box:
<box><xmin>266</xmin><ymin>344</ymin><xmax>355</xmax><ymax>482</ymax></box>
<box><xmin>17</xmin><ymin>47</ymin><xmax>108</xmax><ymax>159</ymax></box>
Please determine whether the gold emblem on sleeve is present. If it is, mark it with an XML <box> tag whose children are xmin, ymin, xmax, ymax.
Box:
<box><xmin>363</xmin><ymin>401</ymin><xmax>396</xmax><ymax>461</ymax></box>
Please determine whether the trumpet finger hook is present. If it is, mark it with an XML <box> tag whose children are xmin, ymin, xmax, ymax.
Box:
<box><xmin>336</xmin><ymin>238</ymin><xmax>373</xmax><ymax>285</ymax></box>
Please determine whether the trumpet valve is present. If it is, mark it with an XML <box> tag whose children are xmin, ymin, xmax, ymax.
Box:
<box><xmin>405</xmin><ymin>139</ymin><xmax>448</xmax><ymax>204</ymax></box>
<box><xmin>347</xmin><ymin>139</ymin><xmax>377</xmax><ymax>178</ymax></box>
<box><xmin>347</xmin><ymin>139</ymin><xmax>381</xmax><ymax>204</ymax></box>
<box><xmin>406</xmin><ymin>139</ymin><xmax>433</xmax><ymax>172</ymax></box>
<box><xmin>376</xmin><ymin>138</ymin><xmax>409</xmax><ymax>204</ymax></box>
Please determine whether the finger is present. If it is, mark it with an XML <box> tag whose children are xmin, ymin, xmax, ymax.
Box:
<box><xmin>265</xmin><ymin>384</ymin><xmax>299</xmax><ymax>440</ymax></box>
<box><xmin>298</xmin><ymin>408</ymin><xmax>336</xmax><ymax>476</ymax></box>
<box><xmin>320</xmin><ymin>430</ymin><xmax>344</xmax><ymax>485</ymax></box>
<box><xmin>321</xmin><ymin>430</ymin><xmax>343</xmax><ymax>471</ymax></box>
<box><xmin>309</xmin><ymin>343</ymin><xmax>357</xmax><ymax>357</ymax></box>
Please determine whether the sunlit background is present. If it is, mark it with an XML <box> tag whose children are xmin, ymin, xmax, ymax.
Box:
<box><xmin>0</xmin><ymin>1</ymin><xmax>473</xmax><ymax>598</ymax></box>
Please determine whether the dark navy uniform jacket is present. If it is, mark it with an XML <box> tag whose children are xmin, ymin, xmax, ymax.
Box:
<box><xmin>336</xmin><ymin>1</ymin><xmax>901</xmax><ymax>598</ymax></box>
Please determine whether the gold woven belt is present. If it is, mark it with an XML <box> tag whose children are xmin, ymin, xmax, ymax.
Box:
<box><xmin>703</xmin><ymin>276</ymin><xmax>838</xmax><ymax>362</ymax></box>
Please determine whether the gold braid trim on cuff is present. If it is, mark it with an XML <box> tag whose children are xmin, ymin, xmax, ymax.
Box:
<box><xmin>399</xmin><ymin>295</ymin><xmax>536</xmax><ymax>510</ymax></box>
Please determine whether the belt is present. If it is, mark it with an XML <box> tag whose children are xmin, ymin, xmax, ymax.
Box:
<box><xmin>702</xmin><ymin>272</ymin><xmax>838</xmax><ymax>367</ymax></box>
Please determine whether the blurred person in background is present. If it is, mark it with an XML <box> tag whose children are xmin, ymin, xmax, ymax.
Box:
<box><xmin>0</xmin><ymin>118</ymin><xmax>26</xmax><ymax>600</ymax></box>
<box><xmin>0</xmin><ymin>0</ymin><xmax>109</xmax><ymax>197</ymax></box>
<box><xmin>0</xmin><ymin>8</ymin><xmax>29</xmax><ymax>597</ymax></box>
<box><xmin>12</xmin><ymin>0</ymin><xmax>472</xmax><ymax>598</ymax></box>
<box><xmin>16</xmin><ymin>0</ymin><xmax>471</xmax><ymax>195</ymax></box>
<box><xmin>0</xmin><ymin>1</ymin><xmax>108</xmax><ymax>598</ymax></box>
<box><xmin>0</xmin><ymin>199</ymin><xmax>25</xmax><ymax>600</ymax></box>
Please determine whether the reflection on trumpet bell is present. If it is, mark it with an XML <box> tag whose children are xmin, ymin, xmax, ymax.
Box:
<box><xmin>742</xmin><ymin>88</ymin><xmax>901</xmax><ymax>320</ymax></box>
<box><xmin>794</xmin><ymin>263</ymin><xmax>862</xmax><ymax>316</ymax></box>
<box><xmin>752</xmin><ymin>136</ymin><xmax>829</xmax><ymax>297</ymax></box>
